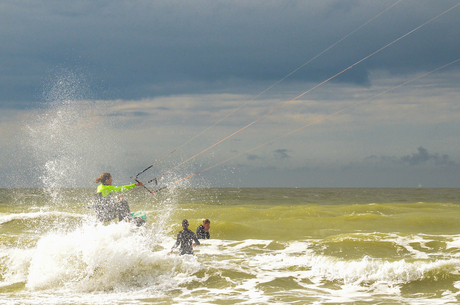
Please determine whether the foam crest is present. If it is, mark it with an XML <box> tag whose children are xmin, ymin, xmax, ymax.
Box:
<box><xmin>251</xmin><ymin>251</ymin><xmax>460</xmax><ymax>286</ymax></box>
<box><xmin>312</xmin><ymin>255</ymin><xmax>459</xmax><ymax>285</ymax></box>
<box><xmin>24</xmin><ymin>222</ymin><xmax>201</xmax><ymax>292</ymax></box>
<box><xmin>445</xmin><ymin>235</ymin><xmax>460</xmax><ymax>252</ymax></box>
<box><xmin>0</xmin><ymin>247</ymin><xmax>35</xmax><ymax>287</ymax></box>
<box><xmin>0</xmin><ymin>211</ymin><xmax>83</xmax><ymax>225</ymax></box>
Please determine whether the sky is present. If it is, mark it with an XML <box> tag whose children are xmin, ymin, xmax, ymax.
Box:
<box><xmin>1</xmin><ymin>0</ymin><xmax>460</xmax><ymax>188</ymax></box>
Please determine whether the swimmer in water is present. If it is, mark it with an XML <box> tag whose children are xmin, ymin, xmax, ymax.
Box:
<box><xmin>196</xmin><ymin>218</ymin><xmax>211</xmax><ymax>239</ymax></box>
<box><xmin>171</xmin><ymin>219</ymin><xmax>200</xmax><ymax>255</ymax></box>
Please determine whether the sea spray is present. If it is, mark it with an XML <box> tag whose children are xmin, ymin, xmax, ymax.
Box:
<box><xmin>25</xmin><ymin>221</ymin><xmax>201</xmax><ymax>292</ymax></box>
<box><xmin>25</xmin><ymin>68</ymin><xmax>123</xmax><ymax>202</ymax></box>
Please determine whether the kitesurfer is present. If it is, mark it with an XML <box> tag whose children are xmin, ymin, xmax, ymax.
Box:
<box><xmin>94</xmin><ymin>173</ymin><xmax>144</xmax><ymax>225</ymax></box>
<box><xmin>196</xmin><ymin>219</ymin><xmax>211</xmax><ymax>239</ymax></box>
<box><xmin>171</xmin><ymin>219</ymin><xmax>200</xmax><ymax>255</ymax></box>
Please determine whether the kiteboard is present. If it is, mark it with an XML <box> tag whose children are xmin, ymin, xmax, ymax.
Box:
<box><xmin>131</xmin><ymin>211</ymin><xmax>147</xmax><ymax>226</ymax></box>
<box><xmin>131</xmin><ymin>211</ymin><xmax>147</xmax><ymax>220</ymax></box>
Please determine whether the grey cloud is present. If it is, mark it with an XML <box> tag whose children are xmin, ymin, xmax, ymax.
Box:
<box><xmin>400</xmin><ymin>146</ymin><xmax>455</xmax><ymax>166</ymax></box>
<box><xmin>274</xmin><ymin>149</ymin><xmax>291</xmax><ymax>160</ymax></box>
<box><xmin>247</xmin><ymin>154</ymin><xmax>260</xmax><ymax>161</ymax></box>
<box><xmin>360</xmin><ymin>147</ymin><xmax>457</xmax><ymax>167</ymax></box>
<box><xmin>131</xmin><ymin>111</ymin><xmax>151</xmax><ymax>117</ymax></box>
<box><xmin>154</xmin><ymin>107</ymin><xmax>170</xmax><ymax>111</ymax></box>
<box><xmin>1</xmin><ymin>0</ymin><xmax>459</xmax><ymax>107</ymax></box>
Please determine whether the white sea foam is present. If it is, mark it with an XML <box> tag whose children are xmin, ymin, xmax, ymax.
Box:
<box><xmin>2</xmin><ymin>234</ymin><xmax>460</xmax><ymax>304</ymax></box>
<box><xmin>445</xmin><ymin>235</ymin><xmax>460</xmax><ymax>252</ymax></box>
<box><xmin>248</xmin><ymin>249</ymin><xmax>460</xmax><ymax>286</ymax></box>
<box><xmin>3</xmin><ymin>227</ymin><xmax>460</xmax><ymax>304</ymax></box>
<box><xmin>0</xmin><ymin>247</ymin><xmax>35</xmax><ymax>287</ymax></box>
<box><xmin>23</xmin><ymin>222</ymin><xmax>202</xmax><ymax>292</ymax></box>
<box><xmin>0</xmin><ymin>211</ymin><xmax>83</xmax><ymax>225</ymax></box>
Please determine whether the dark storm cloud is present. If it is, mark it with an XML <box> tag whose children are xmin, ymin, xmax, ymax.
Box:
<box><xmin>107</xmin><ymin>111</ymin><xmax>152</xmax><ymax>118</ymax></box>
<box><xmin>361</xmin><ymin>147</ymin><xmax>458</xmax><ymax>167</ymax></box>
<box><xmin>274</xmin><ymin>149</ymin><xmax>291</xmax><ymax>160</ymax></box>
<box><xmin>1</xmin><ymin>0</ymin><xmax>460</xmax><ymax>107</ymax></box>
<box><xmin>247</xmin><ymin>154</ymin><xmax>260</xmax><ymax>161</ymax></box>
<box><xmin>400</xmin><ymin>146</ymin><xmax>455</xmax><ymax>166</ymax></box>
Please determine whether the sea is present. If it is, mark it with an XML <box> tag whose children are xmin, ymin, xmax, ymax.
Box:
<box><xmin>1</xmin><ymin>187</ymin><xmax>459</xmax><ymax>304</ymax></box>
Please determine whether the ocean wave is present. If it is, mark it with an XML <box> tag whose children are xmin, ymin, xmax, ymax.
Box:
<box><xmin>0</xmin><ymin>211</ymin><xmax>84</xmax><ymax>225</ymax></box>
<box><xmin>8</xmin><ymin>222</ymin><xmax>200</xmax><ymax>291</ymax></box>
<box><xmin>250</xmin><ymin>251</ymin><xmax>460</xmax><ymax>286</ymax></box>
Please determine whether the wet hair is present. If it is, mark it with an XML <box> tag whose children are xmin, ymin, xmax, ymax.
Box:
<box><xmin>95</xmin><ymin>173</ymin><xmax>111</xmax><ymax>185</ymax></box>
<box><xmin>203</xmin><ymin>219</ymin><xmax>210</xmax><ymax>224</ymax></box>
<box><xmin>182</xmin><ymin>219</ymin><xmax>189</xmax><ymax>228</ymax></box>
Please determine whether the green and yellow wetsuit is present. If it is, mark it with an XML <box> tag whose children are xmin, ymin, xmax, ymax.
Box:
<box><xmin>95</xmin><ymin>183</ymin><xmax>136</xmax><ymax>222</ymax></box>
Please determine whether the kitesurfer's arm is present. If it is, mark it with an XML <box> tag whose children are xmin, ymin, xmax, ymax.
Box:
<box><xmin>193</xmin><ymin>232</ymin><xmax>200</xmax><ymax>247</ymax></box>
<box><xmin>96</xmin><ymin>183</ymin><xmax>142</xmax><ymax>197</ymax></box>
<box><xmin>113</xmin><ymin>184</ymin><xmax>136</xmax><ymax>192</ymax></box>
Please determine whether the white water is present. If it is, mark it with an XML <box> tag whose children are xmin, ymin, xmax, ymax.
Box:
<box><xmin>3</xmin><ymin>209</ymin><xmax>460</xmax><ymax>304</ymax></box>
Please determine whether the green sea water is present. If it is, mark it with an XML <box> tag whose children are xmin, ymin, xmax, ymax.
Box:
<box><xmin>1</xmin><ymin>187</ymin><xmax>460</xmax><ymax>304</ymax></box>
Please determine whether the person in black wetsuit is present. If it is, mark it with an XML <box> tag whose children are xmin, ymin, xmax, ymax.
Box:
<box><xmin>196</xmin><ymin>219</ymin><xmax>211</xmax><ymax>239</ymax></box>
<box><xmin>170</xmin><ymin>219</ymin><xmax>200</xmax><ymax>255</ymax></box>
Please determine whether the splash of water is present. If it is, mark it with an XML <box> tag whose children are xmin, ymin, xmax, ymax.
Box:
<box><xmin>25</xmin><ymin>69</ymin><xmax>120</xmax><ymax>203</ymax></box>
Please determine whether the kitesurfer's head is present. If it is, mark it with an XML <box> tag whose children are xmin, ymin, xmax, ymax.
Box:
<box><xmin>182</xmin><ymin>219</ymin><xmax>189</xmax><ymax>228</ymax></box>
<box><xmin>95</xmin><ymin>173</ymin><xmax>112</xmax><ymax>185</ymax></box>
